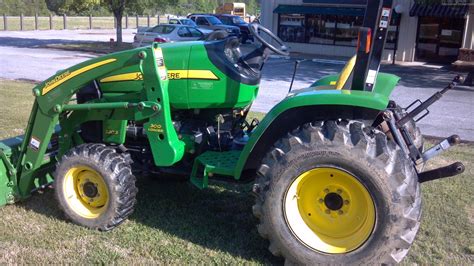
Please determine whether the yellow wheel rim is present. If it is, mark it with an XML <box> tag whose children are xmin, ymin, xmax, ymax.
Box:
<box><xmin>63</xmin><ymin>166</ymin><xmax>109</xmax><ymax>219</ymax></box>
<box><xmin>284</xmin><ymin>167</ymin><xmax>375</xmax><ymax>254</ymax></box>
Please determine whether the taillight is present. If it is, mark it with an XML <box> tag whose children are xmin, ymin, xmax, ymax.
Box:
<box><xmin>154</xmin><ymin>37</ymin><xmax>167</xmax><ymax>43</ymax></box>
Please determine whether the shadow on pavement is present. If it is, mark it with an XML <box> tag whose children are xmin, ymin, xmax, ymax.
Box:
<box><xmin>381</xmin><ymin>64</ymin><xmax>472</xmax><ymax>90</ymax></box>
<box><xmin>0</xmin><ymin>37</ymin><xmax>91</xmax><ymax>48</ymax></box>
<box><xmin>262</xmin><ymin>57</ymin><xmax>472</xmax><ymax>91</ymax></box>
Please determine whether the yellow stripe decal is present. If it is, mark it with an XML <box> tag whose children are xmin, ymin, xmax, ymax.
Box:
<box><xmin>42</xmin><ymin>58</ymin><xmax>117</xmax><ymax>95</ymax></box>
<box><xmin>100</xmin><ymin>72</ymin><xmax>143</xmax><ymax>83</ymax></box>
<box><xmin>98</xmin><ymin>69</ymin><xmax>219</xmax><ymax>84</ymax></box>
<box><xmin>167</xmin><ymin>70</ymin><xmax>219</xmax><ymax>80</ymax></box>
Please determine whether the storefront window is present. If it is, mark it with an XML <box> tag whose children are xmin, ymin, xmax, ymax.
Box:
<box><xmin>385</xmin><ymin>13</ymin><xmax>400</xmax><ymax>50</ymax></box>
<box><xmin>416</xmin><ymin>16</ymin><xmax>464</xmax><ymax>62</ymax></box>
<box><xmin>335</xmin><ymin>15</ymin><xmax>363</xmax><ymax>46</ymax></box>
<box><xmin>438</xmin><ymin>18</ymin><xmax>464</xmax><ymax>57</ymax></box>
<box><xmin>277</xmin><ymin>9</ymin><xmax>399</xmax><ymax>48</ymax></box>
<box><xmin>278</xmin><ymin>14</ymin><xmax>306</xmax><ymax>43</ymax></box>
<box><xmin>306</xmin><ymin>15</ymin><xmax>337</xmax><ymax>44</ymax></box>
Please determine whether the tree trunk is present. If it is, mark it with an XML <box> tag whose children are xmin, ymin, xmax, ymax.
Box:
<box><xmin>115</xmin><ymin>13</ymin><xmax>123</xmax><ymax>44</ymax></box>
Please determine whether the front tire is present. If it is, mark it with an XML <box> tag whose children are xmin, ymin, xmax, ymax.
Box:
<box><xmin>54</xmin><ymin>143</ymin><xmax>137</xmax><ymax>231</ymax></box>
<box><xmin>252</xmin><ymin>120</ymin><xmax>421</xmax><ymax>264</ymax></box>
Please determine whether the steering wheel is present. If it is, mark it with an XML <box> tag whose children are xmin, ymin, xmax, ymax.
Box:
<box><xmin>249</xmin><ymin>23</ymin><xmax>289</xmax><ymax>56</ymax></box>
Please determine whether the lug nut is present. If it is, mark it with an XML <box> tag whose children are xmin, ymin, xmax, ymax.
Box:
<box><xmin>318</xmin><ymin>198</ymin><xmax>323</xmax><ymax>203</ymax></box>
<box><xmin>338</xmin><ymin>210</ymin><xmax>344</xmax><ymax>215</ymax></box>
<box><xmin>344</xmin><ymin>200</ymin><xmax>350</xmax><ymax>205</ymax></box>
<box><xmin>325</xmin><ymin>209</ymin><xmax>331</xmax><ymax>214</ymax></box>
<box><xmin>337</xmin><ymin>189</ymin><xmax>342</xmax><ymax>194</ymax></box>
<box><xmin>324</xmin><ymin>188</ymin><xmax>330</xmax><ymax>193</ymax></box>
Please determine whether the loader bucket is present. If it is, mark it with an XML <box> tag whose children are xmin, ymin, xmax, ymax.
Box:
<box><xmin>0</xmin><ymin>136</ymin><xmax>23</xmax><ymax>206</ymax></box>
<box><xmin>0</xmin><ymin>157</ymin><xmax>11</xmax><ymax>206</ymax></box>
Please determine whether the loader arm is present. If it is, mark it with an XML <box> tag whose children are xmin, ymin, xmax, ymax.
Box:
<box><xmin>1</xmin><ymin>43</ymin><xmax>184</xmax><ymax>201</ymax></box>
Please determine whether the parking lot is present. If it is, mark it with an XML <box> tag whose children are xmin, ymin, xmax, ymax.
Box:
<box><xmin>0</xmin><ymin>29</ymin><xmax>472</xmax><ymax>141</ymax></box>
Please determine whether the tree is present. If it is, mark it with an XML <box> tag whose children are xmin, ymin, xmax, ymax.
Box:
<box><xmin>102</xmin><ymin>0</ymin><xmax>126</xmax><ymax>44</ymax></box>
<box><xmin>45</xmin><ymin>0</ymin><xmax>101</xmax><ymax>15</ymax></box>
<box><xmin>42</xmin><ymin>0</ymin><xmax>260</xmax><ymax>44</ymax></box>
<box><xmin>0</xmin><ymin>0</ymin><xmax>50</xmax><ymax>16</ymax></box>
<box><xmin>105</xmin><ymin>0</ymin><xmax>171</xmax><ymax>44</ymax></box>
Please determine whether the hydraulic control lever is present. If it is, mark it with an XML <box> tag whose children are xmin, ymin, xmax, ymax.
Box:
<box><xmin>397</xmin><ymin>75</ymin><xmax>463</xmax><ymax>128</ymax></box>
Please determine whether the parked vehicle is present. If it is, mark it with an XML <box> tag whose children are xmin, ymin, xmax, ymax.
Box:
<box><xmin>188</xmin><ymin>14</ymin><xmax>240</xmax><ymax>37</ymax></box>
<box><xmin>168</xmin><ymin>18</ymin><xmax>213</xmax><ymax>34</ymax></box>
<box><xmin>168</xmin><ymin>18</ymin><xmax>196</xmax><ymax>27</ymax></box>
<box><xmin>133</xmin><ymin>24</ymin><xmax>204</xmax><ymax>47</ymax></box>
<box><xmin>212</xmin><ymin>14</ymin><xmax>253</xmax><ymax>43</ymax></box>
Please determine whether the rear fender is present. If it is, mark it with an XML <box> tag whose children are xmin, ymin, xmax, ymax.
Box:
<box><xmin>234</xmin><ymin>89</ymin><xmax>390</xmax><ymax>179</ymax></box>
<box><xmin>310</xmin><ymin>72</ymin><xmax>400</xmax><ymax>98</ymax></box>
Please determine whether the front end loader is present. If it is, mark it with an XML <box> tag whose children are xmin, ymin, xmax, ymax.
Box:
<box><xmin>0</xmin><ymin>0</ymin><xmax>466</xmax><ymax>263</ymax></box>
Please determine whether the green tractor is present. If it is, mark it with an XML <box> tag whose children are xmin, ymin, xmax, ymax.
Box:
<box><xmin>0</xmin><ymin>0</ymin><xmax>465</xmax><ymax>263</ymax></box>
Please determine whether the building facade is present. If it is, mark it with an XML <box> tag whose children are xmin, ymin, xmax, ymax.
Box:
<box><xmin>260</xmin><ymin>0</ymin><xmax>474</xmax><ymax>63</ymax></box>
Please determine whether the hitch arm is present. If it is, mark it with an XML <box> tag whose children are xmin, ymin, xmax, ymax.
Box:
<box><xmin>419</xmin><ymin>162</ymin><xmax>465</xmax><ymax>183</ymax></box>
<box><xmin>397</xmin><ymin>75</ymin><xmax>463</xmax><ymax>127</ymax></box>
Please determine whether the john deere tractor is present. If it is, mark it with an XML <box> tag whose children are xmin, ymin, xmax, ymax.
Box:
<box><xmin>0</xmin><ymin>0</ymin><xmax>465</xmax><ymax>263</ymax></box>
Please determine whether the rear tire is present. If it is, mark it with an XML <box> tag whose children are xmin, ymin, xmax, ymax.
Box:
<box><xmin>54</xmin><ymin>143</ymin><xmax>137</xmax><ymax>231</ymax></box>
<box><xmin>252</xmin><ymin>120</ymin><xmax>421</xmax><ymax>264</ymax></box>
<box><xmin>393</xmin><ymin>104</ymin><xmax>424</xmax><ymax>152</ymax></box>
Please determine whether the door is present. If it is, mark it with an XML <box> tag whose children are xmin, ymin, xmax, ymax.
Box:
<box><xmin>196</xmin><ymin>17</ymin><xmax>211</xmax><ymax>30</ymax></box>
<box><xmin>177</xmin><ymin>27</ymin><xmax>194</xmax><ymax>41</ymax></box>
<box><xmin>416</xmin><ymin>17</ymin><xmax>465</xmax><ymax>63</ymax></box>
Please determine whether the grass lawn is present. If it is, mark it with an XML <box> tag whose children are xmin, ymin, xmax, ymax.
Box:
<box><xmin>0</xmin><ymin>79</ymin><xmax>473</xmax><ymax>264</ymax></box>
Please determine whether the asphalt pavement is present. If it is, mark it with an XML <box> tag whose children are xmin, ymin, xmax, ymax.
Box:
<box><xmin>0</xmin><ymin>30</ymin><xmax>472</xmax><ymax>141</ymax></box>
<box><xmin>257</xmin><ymin>57</ymin><xmax>474</xmax><ymax>142</ymax></box>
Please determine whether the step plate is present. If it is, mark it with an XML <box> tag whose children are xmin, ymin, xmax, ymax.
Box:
<box><xmin>190</xmin><ymin>150</ymin><xmax>242</xmax><ymax>189</ymax></box>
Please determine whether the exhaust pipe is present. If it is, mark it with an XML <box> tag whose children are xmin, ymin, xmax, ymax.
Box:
<box><xmin>418</xmin><ymin>162</ymin><xmax>465</xmax><ymax>183</ymax></box>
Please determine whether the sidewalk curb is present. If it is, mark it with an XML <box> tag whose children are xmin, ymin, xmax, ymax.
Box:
<box><xmin>424</xmin><ymin>135</ymin><xmax>473</xmax><ymax>144</ymax></box>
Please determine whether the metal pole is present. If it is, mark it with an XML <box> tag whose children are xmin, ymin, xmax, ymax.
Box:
<box><xmin>63</xmin><ymin>14</ymin><xmax>67</xmax><ymax>29</ymax></box>
<box><xmin>288</xmin><ymin>60</ymin><xmax>301</xmax><ymax>93</ymax></box>
<box><xmin>34</xmin><ymin>13</ymin><xmax>38</xmax><ymax>30</ymax></box>
<box><xmin>136</xmin><ymin>15</ymin><xmax>139</xmax><ymax>28</ymax></box>
<box><xmin>147</xmin><ymin>15</ymin><xmax>150</xmax><ymax>27</ymax></box>
<box><xmin>20</xmin><ymin>13</ymin><xmax>23</xmax><ymax>31</ymax></box>
<box><xmin>49</xmin><ymin>14</ymin><xmax>52</xmax><ymax>30</ymax></box>
<box><xmin>114</xmin><ymin>16</ymin><xmax>116</xmax><ymax>29</ymax></box>
<box><xmin>3</xmin><ymin>14</ymin><xmax>7</xmax><ymax>31</ymax></box>
<box><xmin>89</xmin><ymin>14</ymin><xmax>92</xmax><ymax>29</ymax></box>
<box><xmin>157</xmin><ymin>15</ymin><xmax>160</xmax><ymax>25</ymax></box>
<box><xmin>125</xmin><ymin>14</ymin><xmax>128</xmax><ymax>29</ymax></box>
<box><xmin>392</xmin><ymin>16</ymin><xmax>400</xmax><ymax>65</ymax></box>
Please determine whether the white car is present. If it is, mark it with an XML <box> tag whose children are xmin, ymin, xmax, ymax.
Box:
<box><xmin>168</xmin><ymin>18</ymin><xmax>213</xmax><ymax>35</ymax></box>
<box><xmin>133</xmin><ymin>24</ymin><xmax>205</xmax><ymax>47</ymax></box>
